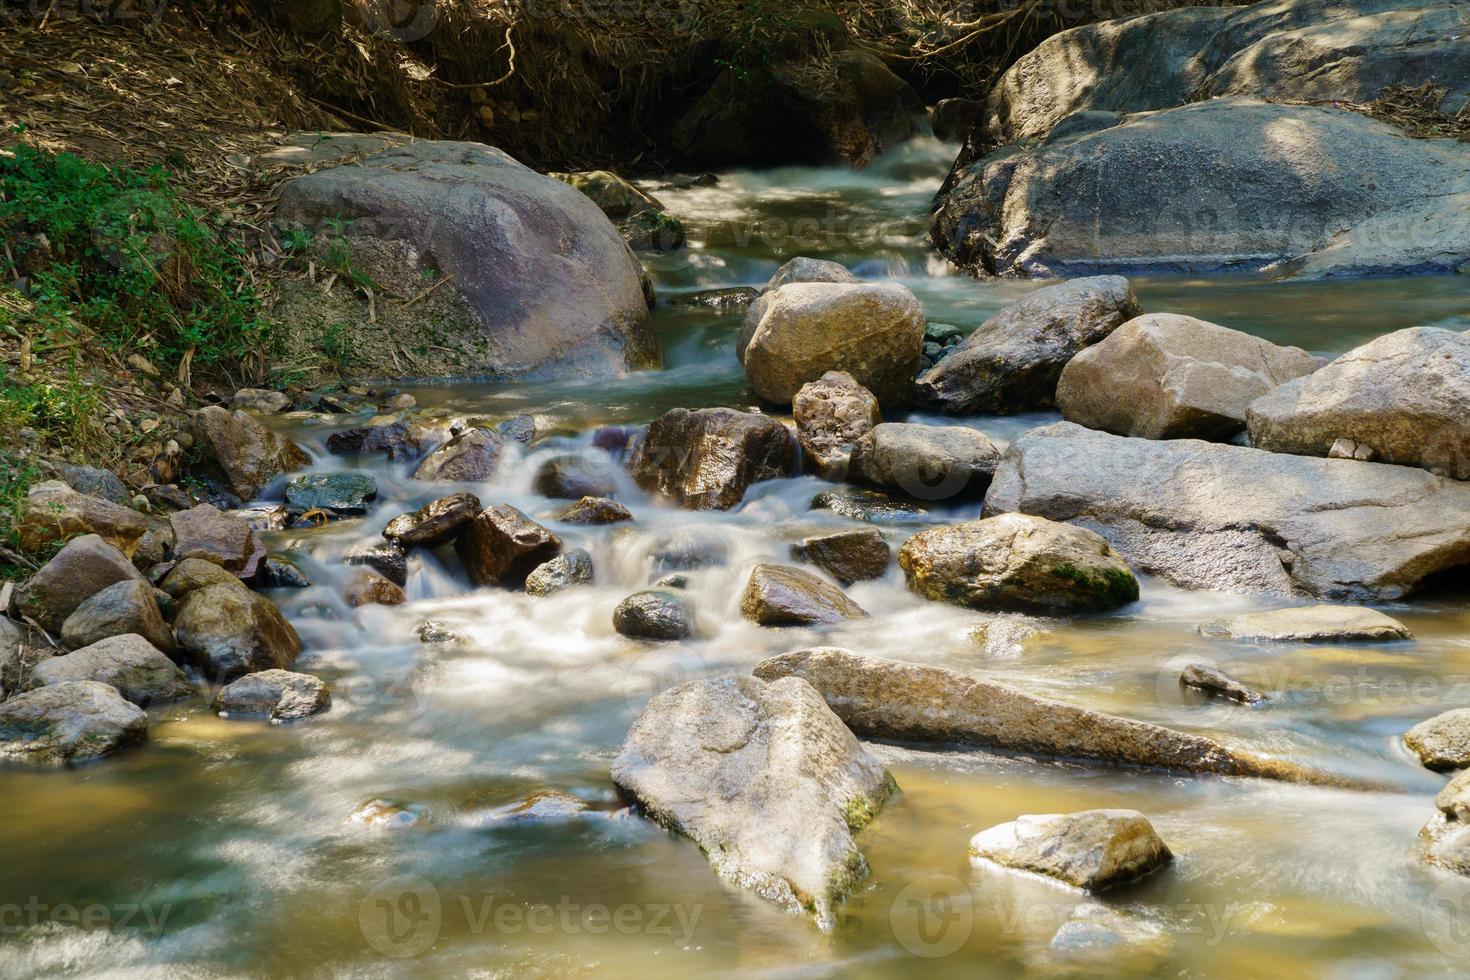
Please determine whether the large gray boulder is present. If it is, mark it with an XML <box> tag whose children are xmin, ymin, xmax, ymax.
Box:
<box><xmin>30</xmin><ymin>634</ymin><xmax>193</xmax><ymax>708</ymax></box>
<box><xmin>935</xmin><ymin>98</ymin><xmax>1470</xmax><ymax>279</ymax></box>
<box><xmin>173</xmin><ymin>584</ymin><xmax>302</xmax><ymax>680</ymax></box>
<box><xmin>985</xmin><ymin>422</ymin><xmax>1470</xmax><ymax>599</ymax></box>
<box><xmin>275</xmin><ymin>141</ymin><xmax>659</xmax><ymax>380</ymax></box>
<box><xmin>914</xmin><ymin>277</ymin><xmax>1141</xmax><ymax>415</ymax></box>
<box><xmin>753</xmin><ymin>647</ymin><xmax>1343</xmax><ymax>784</ymax></box>
<box><xmin>741</xmin><ymin>282</ymin><xmax>925</xmax><ymax>407</ymax></box>
<box><xmin>610</xmin><ymin>675</ymin><xmax>895</xmax><ymax>930</ymax></box>
<box><xmin>1058</xmin><ymin>313</ymin><xmax>1321</xmax><ymax>440</ymax></box>
<box><xmin>59</xmin><ymin>579</ymin><xmax>175</xmax><ymax>655</ymax></box>
<box><xmin>628</xmin><ymin>408</ymin><xmax>796</xmax><ymax>510</ymax></box>
<box><xmin>1247</xmin><ymin>327</ymin><xmax>1470</xmax><ymax>478</ymax></box>
<box><xmin>849</xmin><ymin>423</ymin><xmax>1002</xmax><ymax>500</ymax></box>
<box><xmin>0</xmin><ymin>681</ymin><xmax>148</xmax><ymax>765</ymax></box>
<box><xmin>213</xmin><ymin>669</ymin><xmax>330</xmax><ymax>721</ymax></box>
<box><xmin>969</xmin><ymin>810</ymin><xmax>1172</xmax><ymax>892</ymax></box>
<box><xmin>11</xmin><ymin>534</ymin><xmax>147</xmax><ymax>634</ymax></box>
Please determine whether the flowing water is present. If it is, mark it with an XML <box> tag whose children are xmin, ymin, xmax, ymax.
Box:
<box><xmin>5</xmin><ymin>135</ymin><xmax>1470</xmax><ymax>978</ymax></box>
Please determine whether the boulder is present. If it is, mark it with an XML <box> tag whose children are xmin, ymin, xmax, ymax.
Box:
<box><xmin>740</xmin><ymin>564</ymin><xmax>867</xmax><ymax>626</ymax></box>
<box><xmin>848</xmin><ymin>423</ymin><xmax>1001</xmax><ymax>501</ymax></box>
<box><xmin>454</xmin><ymin>504</ymin><xmax>561</xmax><ymax>587</ymax></box>
<box><xmin>1246</xmin><ymin>327</ymin><xmax>1470</xmax><ymax>478</ymax></box>
<box><xmin>1406</xmin><ymin>710</ymin><xmax>1470</xmax><ymax>772</ymax></box>
<box><xmin>16</xmin><ymin>481</ymin><xmax>147</xmax><ymax>556</ymax></box>
<box><xmin>231</xmin><ymin>388</ymin><xmax>290</xmax><ymax>414</ymax></box>
<box><xmin>610</xmin><ymin>675</ymin><xmax>896</xmax><ymax>929</ymax></box>
<box><xmin>1058</xmin><ymin>313</ymin><xmax>1322</xmax><ymax>440</ymax></box>
<box><xmin>969</xmin><ymin>810</ymin><xmax>1172</xmax><ymax>891</ymax></box>
<box><xmin>1199</xmin><ymin>605</ymin><xmax>1413</xmax><ymax>643</ymax></box>
<box><xmin>914</xmin><ymin>277</ymin><xmax>1141</xmax><ymax>415</ymax></box>
<box><xmin>0</xmin><ymin>681</ymin><xmax>148</xmax><ymax>765</ymax></box>
<box><xmin>190</xmin><ymin>406</ymin><xmax>310</xmax><ymax>501</ymax></box>
<box><xmin>792</xmin><ymin>371</ymin><xmax>882</xmax><ymax>480</ymax></box>
<box><xmin>30</xmin><ymin>634</ymin><xmax>192</xmax><ymax>707</ymax></box>
<box><xmin>173</xmin><ymin>584</ymin><xmax>302</xmax><ymax>680</ymax></box>
<box><xmin>737</xmin><ymin>258</ymin><xmax>858</xmax><ymax>373</ymax></box>
<box><xmin>532</xmin><ymin>453</ymin><xmax>617</xmax><ymax>499</ymax></box>
<box><xmin>44</xmin><ymin>462</ymin><xmax>130</xmax><ymax>504</ymax></box>
<box><xmin>557</xmin><ymin>496</ymin><xmax>633</xmax><ymax>524</ymax></box>
<box><xmin>59</xmin><ymin>580</ymin><xmax>175</xmax><ymax>654</ymax></box>
<box><xmin>525</xmin><ymin>549</ymin><xmax>593</xmax><ymax>597</ymax></box>
<box><xmin>275</xmin><ymin>141</ymin><xmax>659</xmax><ymax>380</ymax></box>
<box><xmin>382</xmin><ymin>492</ymin><xmax>481</xmax><ymax>548</ymax></box>
<box><xmin>212</xmin><ymin>668</ymin><xmax>330</xmax><ymax>721</ymax></box>
<box><xmin>612</xmin><ymin>591</ymin><xmax>693</xmax><ymax>641</ymax></box>
<box><xmin>325</xmin><ymin>414</ymin><xmax>454</xmax><ymax>461</ymax></box>
<box><xmin>159</xmin><ymin>557</ymin><xmax>243</xmax><ymax>599</ymax></box>
<box><xmin>343</xmin><ymin>570</ymin><xmax>406</xmax><ymax>607</ymax></box>
<box><xmin>628</xmin><ymin>408</ymin><xmax>796</xmax><ymax>510</ymax></box>
<box><xmin>753</xmin><ymin>648</ymin><xmax>1336</xmax><ymax>783</ymax></box>
<box><xmin>411</xmin><ymin>428</ymin><xmax>509</xmax><ymax>482</ymax></box>
<box><xmin>11</xmin><ymin>535</ymin><xmax>147</xmax><ymax>633</ymax></box>
<box><xmin>1180</xmin><ymin>663</ymin><xmax>1266</xmax><ymax>705</ymax></box>
<box><xmin>790</xmin><ymin>528</ymin><xmax>890</xmax><ymax>584</ymax></box>
<box><xmin>984</xmin><ymin>422</ymin><xmax>1470</xmax><ymax>599</ymax></box>
<box><xmin>170</xmin><ymin>504</ymin><xmax>266</xmax><ymax>578</ymax></box>
<box><xmin>548</xmin><ymin>170</ymin><xmax>685</xmax><ymax>252</ymax></box>
<box><xmin>344</xmin><ymin>542</ymin><xmax>408</xmax><ymax>586</ymax></box>
<box><xmin>285</xmin><ymin>472</ymin><xmax>378</xmax><ymax>515</ymax></box>
<box><xmin>899</xmin><ymin>514</ymin><xmax>1138</xmax><ymax>614</ymax></box>
<box><xmin>741</xmin><ymin>282</ymin><xmax>925</xmax><ymax>407</ymax></box>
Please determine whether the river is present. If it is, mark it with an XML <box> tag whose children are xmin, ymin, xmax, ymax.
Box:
<box><xmin>5</xmin><ymin>134</ymin><xmax>1470</xmax><ymax>978</ymax></box>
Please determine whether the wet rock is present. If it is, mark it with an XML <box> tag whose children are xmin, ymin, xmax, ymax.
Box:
<box><xmin>899</xmin><ymin>514</ymin><xmax>1138</xmax><ymax>614</ymax></box>
<box><xmin>791</xmin><ymin>528</ymin><xmax>890</xmax><ymax>584</ymax></box>
<box><xmin>532</xmin><ymin>453</ymin><xmax>617</xmax><ymax>499</ymax></box>
<box><xmin>11</xmin><ymin>535</ymin><xmax>147</xmax><ymax>633</ymax></box>
<box><xmin>1057</xmin><ymin>313</ymin><xmax>1322</xmax><ymax>440</ymax></box>
<box><xmin>810</xmin><ymin>487</ymin><xmax>924</xmax><ymax>524</ymax></box>
<box><xmin>44</xmin><ymin>462</ymin><xmax>130</xmax><ymax>504</ymax></box>
<box><xmin>383</xmin><ymin>492</ymin><xmax>481</xmax><ymax>549</ymax></box>
<box><xmin>613</xmin><ymin>591</ymin><xmax>693</xmax><ymax>641</ymax></box>
<box><xmin>416</xmin><ymin>621</ymin><xmax>460</xmax><ymax>644</ymax></box>
<box><xmin>170</xmin><ymin>504</ymin><xmax>266</xmax><ymax>578</ymax></box>
<box><xmin>629</xmin><ymin>407</ymin><xmax>796</xmax><ymax>510</ymax></box>
<box><xmin>0</xmin><ymin>681</ymin><xmax>148</xmax><ymax>766</ymax></box>
<box><xmin>189</xmin><ymin>405</ymin><xmax>310</xmax><ymax>501</ymax></box>
<box><xmin>285</xmin><ymin>472</ymin><xmax>378</xmax><ymax>515</ymax></box>
<box><xmin>849</xmin><ymin>423</ymin><xmax>1001</xmax><ymax>501</ymax></box>
<box><xmin>30</xmin><ymin>634</ymin><xmax>193</xmax><ymax>707</ymax></box>
<box><xmin>741</xmin><ymin>281</ymin><xmax>925</xmax><ymax>407</ymax></box>
<box><xmin>549</xmin><ymin>170</ymin><xmax>686</xmax><ymax>252</ymax></box>
<box><xmin>476</xmin><ymin>790</ymin><xmax>591</xmax><ymax>823</ymax></box>
<box><xmin>495</xmin><ymin>415</ymin><xmax>536</xmax><ymax>446</ymax></box>
<box><xmin>234</xmin><ymin>503</ymin><xmax>291</xmax><ymax>531</ymax></box>
<box><xmin>1199</xmin><ymin>606</ymin><xmax>1413</xmax><ymax>643</ymax></box>
<box><xmin>557</xmin><ymin>496</ymin><xmax>632</xmax><ymax>525</ymax></box>
<box><xmin>1180</xmin><ymin>663</ymin><xmax>1266</xmax><ymax>705</ymax></box>
<box><xmin>648</xmin><ymin>528</ymin><xmax>730</xmax><ymax>572</ymax></box>
<box><xmin>610</xmin><ymin>674</ymin><xmax>895</xmax><ymax>930</ymax></box>
<box><xmin>326</xmin><ymin>415</ymin><xmax>448</xmax><ymax>461</ymax></box>
<box><xmin>915</xmin><ymin>277</ymin><xmax>1141</xmax><ymax>415</ymax></box>
<box><xmin>1406</xmin><ymin>710</ymin><xmax>1470</xmax><ymax>772</ymax></box>
<box><xmin>348</xmin><ymin>799</ymin><xmax>422</xmax><ymax>830</ymax></box>
<box><xmin>344</xmin><ymin>569</ymin><xmax>406</xmax><ymax>607</ymax></box>
<box><xmin>454</xmin><ymin>504</ymin><xmax>562</xmax><ymax>587</ymax></box>
<box><xmin>1247</xmin><ymin>327</ymin><xmax>1470</xmax><ymax>478</ymax></box>
<box><xmin>344</xmin><ymin>542</ymin><xmax>408</xmax><ymax>587</ymax></box>
<box><xmin>213</xmin><ymin>669</ymin><xmax>330</xmax><ymax>721</ymax></box>
<box><xmin>651</xmin><ymin>573</ymin><xmax>690</xmax><ymax>590</ymax></box>
<box><xmin>753</xmin><ymin>648</ymin><xmax>1332</xmax><ymax>782</ymax></box>
<box><xmin>159</xmin><ymin>557</ymin><xmax>243</xmax><ymax>599</ymax></box>
<box><xmin>173</xmin><ymin>584</ymin><xmax>302</xmax><ymax>680</ymax></box>
<box><xmin>740</xmin><ymin>564</ymin><xmax>867</xmax><ymax>626</ymax></box>
<box><xmin>969</xmin><ymin>616</ymin><xmax>1043</xmax><ymax>658</ymax></box>
<box><xmin>792</xmin><ymin>371</ymin><xmax>881</xmax><ymax>480</ymax></box>
<box><xmin>259</xmin><ymin>557</ymin><xmax>311</xmax><ymax>589</ymax></box>
<box><xmin>970</xmin><ymin>809</ymin><xmax>1172</xmax><ymax>891</ymax></box>
<box><xmin>17</xmin><ymin>480</ymin><xmax>147</xmax><ymax>557</ymax></box>
<box><xmin>669</xmin><ymin>286</ymin><xmax>758</xmax><ymax>310</ymax></box>
<box><xmin>231</xmin><ymin>388</ymin><xmax>290</xmax><ymax>414</ymax></box>
<box><xmin>60</xmin><ymin>580</ymin><xmax>175</xmax><ymax>654</ymax></box>
<box><xmin>411</xmin><ymin>428</ymin><xmax>509</xmax><ymax>482</ymax></box>
<box><xmin>984</xmin><ymin>422</ymin><xmax>1470</xmax><ymax>600</ymax></box>
<box><xmin>1046</xmin><ymin>904</ymin><xmax>1173</xmax><ymax>966</ymax></box>
<box><xmin>525</xmin><ymin>549</ymin><xmax>594</xmax><ymax>597</ymax></box>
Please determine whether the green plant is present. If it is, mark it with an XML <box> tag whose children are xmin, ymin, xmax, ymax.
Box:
<box><xmin>0</xmin><ymin>449</ymin><xmax>41</xmax><ymax>578</ymax></box>
<box><xmin>318</xmin><ymin>320</ymin><xmax>352</xmax><ymax>372</ymax></box>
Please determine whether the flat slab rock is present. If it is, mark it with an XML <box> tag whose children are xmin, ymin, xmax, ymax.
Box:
<box><xmin>1199</xmin><ymin>606</ymin><xmax>1413</xmax><ymax>643</ymax></box>
<box><xmin>30</xmin><ymin>634</ymin><xmax>194</xmax><ymax>708</ymax></box>
<box><xmin>611</xmin><ymin>675</ymin><xmax>895</xmax><ymax>930</ymax></box>
<box><xmin>213</xmin><ymin>669</ymin><xmax>331</xmax><ymax>722</ymax></box>
<box><xmin>969</xmin><ymin>809</ymin><xmax>1172</xmax><ymax>891</ymax></box>
<box><xmin>0</xmin><ymin>680</ymin><xmax>148</xmax><ymax>765</ymax></box>
<box><xmin>985</xmin><ymin>422</ymin><xmax>1470</xmax><ymax>600</ymax></box>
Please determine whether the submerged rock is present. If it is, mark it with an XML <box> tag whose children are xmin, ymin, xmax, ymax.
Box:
<box><xmin>344</xmin><ymin>542</ymin><xmax>408</xmax><ymax>587</ymax></box>
<box><xmin>753</xmin><ymin>648</ymin><xmax>1339</xmax><ymax>783</ymax></box>
<box><xmin>613</xmin><ymin>591</ymin><xmax>693</xmax><ymax>641</ymax></box>
<box><xmin>898</xmin><ymin>514</ymin><xmax>1138</xmax><ymax>614</ymax></box>
<box><xmin>985</xmin><ymin>422</ymin><xmax>1470</xmax><ymax>600</ymax></box>
<box><xmin>0</xmin><ymin>681</ymin><xmax>148</xmax><ymax>765</ymax></box>
<box><xmin>969</xmin><ymin>810</ymin><xmax>1172</xmax><ymax>891</ymax></box>
<box><xmin>629</xmin><ymin>407</ymin><xmax>795</xmax><ymax>510</ymax></box>
<box><xmin>1406</xmin><ymin>710</ymin><xmax>1470</xmax><ymax>772</ymax></box>
<box><xmin>60</xmin><ymin>579</ymin><xmax>175</xmax><ymax>655</ymax></box>
<box><xmin>11</xmin><ymin>534</ymin><xmax>147</xmax><ymax>633</ymax></box>
<box><xmin>1199</xmin><ymin>606</ymin><xmax>1413</xmax><ymax>643</ymax></box>
<box><xmin>532</xmin><ymin>453</ymin><xmax>617</xmax><ymax>499</ymax></box>
<box><xmin>791</xmin><ymin>371</ymin><xmax>881</xmax><ymax>480</ymax></box>
<box><xmin>848</xmin><ymin>423</ymin><xmax>1001</xmax><ymax>501</ymax></box>
<box><xmin>30</xmin><ymin>634</ymin><xmax>193</xmax><ymax>707</ymax></box>
<box><xmin>213</xmin><ymin>669</ymin><xmax>330</xmax><ymax>721</ymax></box>
<box><xmin>914</xmin><ymin>277</ymin><xmax>1140</xmax><ymax>415</ymax></box>
<box><xmin>173</xmin><ymin>584</ymin><xmax>302</xmax><ymax>680</ymax></box>
<box><xmin>383</xmin><ymin>492</ymin><xmax>481</xmax><ymax>549</ymax></box>
<box><xmin>454</xmin><ymin>504</ymin><xmax>562</xmax><ymax>587</ymax></box>
<box><xmin>525</xmin><ymin>549</ymin><xmax>594</xmax><ymax>597</ymax></box>
<box><xmin>285</xmin><ymin>472</ymin><xmax>378</xmax><ymax>515</ymax></box>
<box><xmin>740</xmin><ymin>564</ymin><xmax>867</xmax><ymax>626</ymax></box>
<box><xmin>1180</xmin><ymin>663</ymin><xmax>1266</xmax><ymax>705</ymax></box>
<box><xmin>810</xmin><ymin>487</ymin><xmax>924</xmax><ymax>524</ymax></box>
<box><xmin>557</xmin><ymin>496</ymin><xmax>633</xmax><ymax>525</ymax></box>
<box><xmin>791</xmin><ymin>528</ymin><xmax>890</xmax><ymax>584</ymax></box>
<box><xmin>170</xmin><ymin>503</ymin><xmax>266</xmax><ymax>578</ymax></box>
<box><xmin>259</xmin><ymin>557</ymin><xmax>311</xmax><ymax>589</ymax></box>
<box><xmin>189</xmin><ymin>406</ymin><xmax>310</xmax><ymax>501</ymax></box>
<box><xmin>610</xmin><ymin>675</ymin><xmax>896</xmax><ymax>930</ymax></box>
<box><xmin>343</xmin><ymin>569</ymin><xmax>406</xmax><ymax>608</ymax></box>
